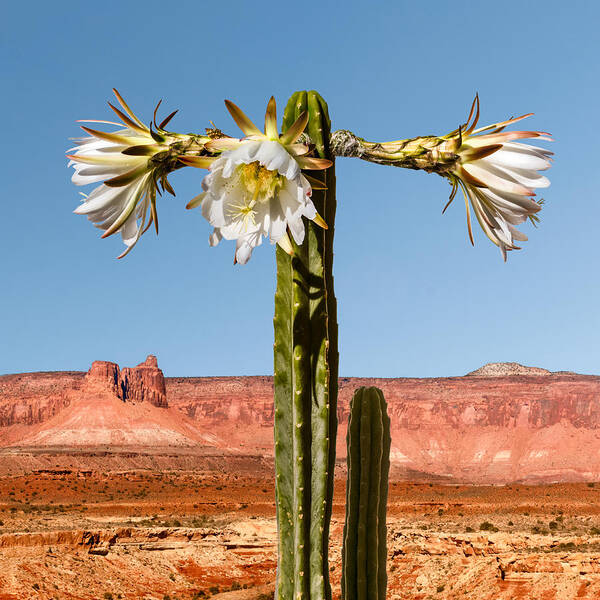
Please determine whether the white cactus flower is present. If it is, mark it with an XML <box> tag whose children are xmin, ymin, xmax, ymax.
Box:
<box><xmin>184</xmin><ymin>97</ymin><xmax>330</xmax><ymax>264</ymax></box>
<box><xmin>68</xmin><ymin>89</ymin><xmax>206</xmax><ymax>258</ymax></box>
<box><xmin>447</xmin><ymin>96</ymin><xmax>553</xmax><ymax>260</ymax></box>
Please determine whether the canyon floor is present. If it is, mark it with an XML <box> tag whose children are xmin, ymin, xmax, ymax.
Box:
<box><xmin>1</xmin><ymin>471</ymin><xmax>600</xmax><ymax>600</ymax></box>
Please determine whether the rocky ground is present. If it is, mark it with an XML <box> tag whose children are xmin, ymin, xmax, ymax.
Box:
<box><xmin>1</xmin><ymin>473</ymin><xmax>600</xmax><ymax>599</ymax></box>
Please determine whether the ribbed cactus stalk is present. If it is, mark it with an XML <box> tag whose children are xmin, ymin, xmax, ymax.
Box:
<box><xmin>342</xmin><ymin>387</ymin><xmax>391</xmax><ymax>600</ymax></box>
<box><xmin>273</xmin><ymin>91</ymin><xmax>338</xmax><ymax>600</ymax></box>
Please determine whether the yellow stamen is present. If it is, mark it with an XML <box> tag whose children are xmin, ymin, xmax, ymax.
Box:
<box><xmin>237</xmin><ymin>161</ymin><xmax>285</xmax><ymax>205</ymax></box>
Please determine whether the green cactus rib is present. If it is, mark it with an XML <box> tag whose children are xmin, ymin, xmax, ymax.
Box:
<box><xmin>366</xmin><ymin>392</ymin><xmax>383</xmax><ymax>600</ymax></box>
<box><xmin>377</xmin><ymin>388</ymin><xmax>391</xmax><ymax>598</ymax></box>
<box><xmin>274</xmin><ymin>90</ymin><xmax>338</xmax><ymax>600</ymax></box>
<box><xmin>342</xmin><ymin>387</ymin><xmax>391</xmax><ymax>600</ymax></box>
<box><xmin>356</xmin><ymin>391</ymin><xmax>372</xmax><ymax>600</ymax></box>
<box><xmin>341</xmin><ymin>388</ymin><xmax>362</xmax><ymax>600</ymax></box>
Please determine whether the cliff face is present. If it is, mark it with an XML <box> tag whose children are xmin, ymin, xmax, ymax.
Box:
<box><xmin>2</xmin><ymin>361</ymin><xmax>600</xmax><ymax>483</ymax></box>
<box><xmin>336</xmin><ymin>374</ymin><xmax>600</xmax><ymax>429</ymax></box>
<box><xmin>165</xmin><ymin>373</ymin><xmax>600</xmax><ymax>430</ymax></box>
<box><xmin>0</xmin><ymin>371</ymin><xmax>85</xmax><ymax>427</ymax></box>
<box><xmin>0</xmin><ymin>355</ymin><xmax>167</xmax><ymax>429</ymax></box>
<box><xmin>118</xmin><ymin>355</ymin><xmax>167</xmax><ymax>408</ymax></box>
<box><xmin>165</xmin><ymin>370</ymin><xmax>600</xmax><ymax>483</ymax></box>
<box><xmin>167</xmin><ymin>376</ymin><xmax>274</xmax><ymax>425</ymax></box>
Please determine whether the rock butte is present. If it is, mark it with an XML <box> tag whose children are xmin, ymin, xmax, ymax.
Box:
<box><xmin>1</xmin><ymin>357</ymin><xmax>600</xmax><ymax>484</ymax></box>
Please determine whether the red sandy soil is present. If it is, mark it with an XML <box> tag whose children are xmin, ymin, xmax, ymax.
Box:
<box><xmin>2</xmin><ymin>472</ymin><xmax>600</xmax><ymax>600</ymax></box>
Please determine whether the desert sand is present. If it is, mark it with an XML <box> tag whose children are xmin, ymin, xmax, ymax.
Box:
<box><xmin>1</xmin><ymin>473</ymin><xmax>600</xmax><ymax>599</ymax></box>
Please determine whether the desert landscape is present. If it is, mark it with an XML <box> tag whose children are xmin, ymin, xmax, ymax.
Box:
<box><xmin>2</xmin><ymin>356</ymin><xmax>600</xmax><ymax>599</ymax></box>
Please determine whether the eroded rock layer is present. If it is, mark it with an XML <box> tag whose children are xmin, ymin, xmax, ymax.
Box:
<box><xmin>1</xmin><ymin>360</ymin><xmax>600</xmax><ymax>483</ymax></box>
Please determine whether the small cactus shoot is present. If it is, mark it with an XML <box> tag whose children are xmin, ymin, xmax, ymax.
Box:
<box><xmin>342</xmin><ymin>387</ymin><xmax>391</xmax><ymax>600</ymax></box>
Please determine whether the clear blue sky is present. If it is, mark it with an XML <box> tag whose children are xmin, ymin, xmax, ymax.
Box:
<box><xmin>2</xmin><ymin>1</ymin><xmax>599</xmax><ymax>378</ymax></box>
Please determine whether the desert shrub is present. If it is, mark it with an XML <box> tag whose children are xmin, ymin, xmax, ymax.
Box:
<box><xmin>437</xmin><ymin>584</ymin><xmax>445</xmax><ymax>593</ymax></box>
<box><xmin>103</xmin><ymin>593</ymin><xmax>114</xmax><ymax>600</ymax></box>
<box><xmin>549</xmin><ymin>521</ymin><xmax>558</xmax><ymax>530</ymax></box>
<box><xmin>231</xmin><ymin>581</ymin><xmax>242</xmax><ymax>591</ymax></box>
<box><xmin>209</xmin><ymin>586</ymin><xmax>220</xmax><ymax>594</ymax></box>
<box><xmin>508</xmin><ymin>521</ymin><xmax>514</xmax><ymax>526</ymax></box>
<box><xmin>479</xmin><ymin>521</ymin><xmax>498</xmax><ymax>532</ymax></box>
<box><xmin>545</xmin><ymin>541</ymin><xmax>577</xmax><ymax>553</ymax></box>
<box><xmin>588</xmin><ymin>482</ymin><xmax>595</xmax><ymax>488</ymax></box>
<box><xmin>465</xmin><ymin>526</ymin><xmax>475</xmax><ymax>533</ymax></box>
<box><xmin>191</xmin><ymin>516</ymin><xmax>215</xmax><ymax>528</ymax></box>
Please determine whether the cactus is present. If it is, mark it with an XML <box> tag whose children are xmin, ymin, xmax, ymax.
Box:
<box><xmin>342</xmin><ymin>387</ymin><xmax>391</xmax><ymax>600</ymax></box>
<box><xmin>273</xmin><ymin>90</ymin><xmax>338</xmax><ymax>600</ymax></box>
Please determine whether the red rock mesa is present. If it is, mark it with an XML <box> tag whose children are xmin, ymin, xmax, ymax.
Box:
<box><xmin>87</xmin><ymin>355</ymin><xmax>167</xmax><ymax>408</ymax></box>
<box><xmin>1</xmin><ymin>359</ymin><xmax>600</xmax><ymax>484</ymax></box>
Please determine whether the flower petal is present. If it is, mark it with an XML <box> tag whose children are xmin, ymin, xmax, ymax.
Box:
<box><xmin>462</xmin><ymin>162</ymin><xmax>534</xmax><ymax>195</ymax></box>
<box><xmin>224</xmin><ymin>100</ymin><xmax>263</xmax><ymax>137</ymax></box>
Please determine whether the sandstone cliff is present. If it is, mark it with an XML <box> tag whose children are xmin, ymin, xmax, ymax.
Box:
<box><xmin>0</xmin><ymin>371</ymin><xmax>84</xmax><ymax>428</ymax></box>
<box><xmin>89</xmin><ymin>355</ymin><xmax>167</xmax><ymax>408</ymax></box>
<box><xmin>2</xmin><ymin>361</ymin><xmax>600</xmax><ymax>483</ymax></box>
<box><xmin>0</xmin><ymin>355</ymin><xmax>167</xmax><ymax>431</ymax></box>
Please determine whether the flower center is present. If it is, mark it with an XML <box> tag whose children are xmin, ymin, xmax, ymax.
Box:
<box><xmin>225</xmin><ymin>161</ymin><xmax>287</xmax><ymax>232</ymax></box>
<box><xmin>238</xmin><ymin>161</ymin><xmax>285</xmax><ymax>205</ymax></box>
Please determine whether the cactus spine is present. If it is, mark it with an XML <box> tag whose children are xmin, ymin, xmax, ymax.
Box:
<box><xmin>342</xmin><ymin>387</ymin><xmax>391</xmax><ymax>600</ymax></box>
<box><xmin>273</xmin><ymin>91</ymin><xmax>338</xmax><ymax>600</ymax></box>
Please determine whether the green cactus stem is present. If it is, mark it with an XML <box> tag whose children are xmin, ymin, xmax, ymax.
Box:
<box><xmin>342</xmin><ymin>387</ymin><xmax>391</xmax><ymax>600</ymax></box>
<box><xmin>273</xmin><ymin>90</ymin><xmax>338</xmax><ymax>600</ymax></box>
